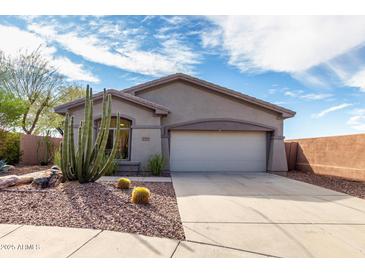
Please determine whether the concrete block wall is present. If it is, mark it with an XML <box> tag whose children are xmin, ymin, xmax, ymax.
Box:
<box><xmin>285</xmin><ymin>134</ymin><xmax>365</xmax><ymax>182</ymax></box>
<box><xmin>20</xmin><ymin>134</ymin><xmax>62</xmax><ymax>165</ymax></box>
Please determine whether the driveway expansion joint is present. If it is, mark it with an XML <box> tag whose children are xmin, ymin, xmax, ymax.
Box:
<box><xmin>170</xmin><ymin>241</ymin><xmax>181</xmax><ymax>258</ymax></box>
<box><xmin>66</xmin><ymin>229</ymin><xmax>103</xmax><ymax>258</ymax></box>
<box><xmin>184</xmin><ymin>240</ymin><xmax>279</xmax><ymax>258</ymax></box>
<box><xmin>0</xmin><ymin>224</ymin><xmax>24</xmax><ymax>240</ymax></box>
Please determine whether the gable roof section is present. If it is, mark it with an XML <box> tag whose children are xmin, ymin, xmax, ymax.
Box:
<box><xmin>123</xmin><ymin>73</ymin><xmax>295</xmax><ymax>118</ymax></box>
<box><xmin>54</xmin><ymin>89</ymin><xmax>170</xmax><ymax>115</ymax></box>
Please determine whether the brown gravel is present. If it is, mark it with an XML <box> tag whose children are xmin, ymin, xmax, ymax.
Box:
<box><xmin>0</xmin><ymin>165</ymin><xmax>51</xmax><ymax>177</ymax></box>
<box><xmin>0</xmin><ymin>180</ymin><xmax>185</xmax><ymax>240</ymax></box>
<box><xmin>285</xmin><ymin>171</ymin><xmax>365</xmax><ymax>199</ymax></box>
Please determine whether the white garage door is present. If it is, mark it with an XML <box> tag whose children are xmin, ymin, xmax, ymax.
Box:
<box><xmin>170</xmin><ymin>131</ymin><xmax>267</xmax><ymax>172</ymax></box>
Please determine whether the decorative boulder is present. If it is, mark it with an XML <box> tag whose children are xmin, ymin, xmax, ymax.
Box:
<box><xmin>3</xmin><ymin>165</ymin><xmax>15</xmax><ymax>172</ymax></box>
<box><xmin>31</xmin><ymin>177</ymin><xmax>50</xmax><ymax>189</ymax></box>
<box><xmin>0</xmin><ymin>175</ymin><xmax>33</xmax><ymax>189</ymax></box>
<box><xmin>31</xmin><ymin>171</ymin><xmax>64</xmax><ymax>189</ymax></box>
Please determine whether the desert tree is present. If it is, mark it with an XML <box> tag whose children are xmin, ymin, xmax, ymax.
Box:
<box><xmin>0</xmin><ymin>89</ymin><xmax>26</xmax><ymax>130</ymax></box>
<box><xmin>0</xmin><ymin>49</ymin><xmax>65</xmax><ymax>135</ymax></box>
<box><xmin>37</xmin><ymin>85</ymin><xmax>85</xmax><ymax>136</ymax></box>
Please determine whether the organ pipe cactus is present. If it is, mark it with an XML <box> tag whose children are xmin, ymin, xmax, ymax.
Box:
<box><xmin>60</xmin><ymin>85</ymin><xmax>121</xmax><ymax>183</ymax></box>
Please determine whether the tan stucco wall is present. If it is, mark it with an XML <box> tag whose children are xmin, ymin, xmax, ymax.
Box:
<box><xmin>68</xmin><ymin>96</ymin><xmax>163</xmax><ymax>168</ymax></box>
<box><xmin>131</xmin><ymin>128</ymin><xmax>162</xmax><ymax>169</ymax></box>
<box><xmin>70</xmin><ymin>97</ymin><xmax>161</xmax><ymax>127</ymax></box>
<box><xmin>286</xmin><ymin>134</ymin><xmax>365</xmax><ymax>181</ymax></box>
<box><xmin>137</xmin><ymin>81</ymin><xmax>288</xmax><ymax>171</ymax></box>
<box><xmin>137</xmin><ymin>81</ymin><xmax>284</xmax><ymax>135</ymax></box>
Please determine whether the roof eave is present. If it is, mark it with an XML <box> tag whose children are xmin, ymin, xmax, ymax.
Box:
<box><xmin>54</xmin><ymin>91</ymin><xmax>170</xmax><ymax>115</ymax></box>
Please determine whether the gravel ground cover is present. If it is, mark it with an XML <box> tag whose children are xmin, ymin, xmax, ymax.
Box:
<box><xmin>285</xmin><ymin>171</ymin><xmax>365</xmax><ymax>199</ymax></box>
<box><xmin>0</xmin><ymin>180</ymin><xmax>184</xmax><ymax>240</ymax></box>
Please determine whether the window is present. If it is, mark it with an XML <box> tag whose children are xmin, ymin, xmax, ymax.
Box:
<box><xmin>95</xmin><ymin>117</ymin><xmax>131</xmax><ymax>160</ymax></box>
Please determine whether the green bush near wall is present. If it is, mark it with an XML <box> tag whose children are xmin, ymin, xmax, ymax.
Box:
<box><xmin>148</xmin><ymin>154</ymin><xmax>165</xmax><ymax>176</ymax></box>
<box><xmin>0</xmin><ymin>130</ymin><xmax>21</xmax><ymax>164</ymax></box>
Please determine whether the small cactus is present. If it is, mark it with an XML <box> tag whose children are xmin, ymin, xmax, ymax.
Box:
<box><xmin>131</xmin><ymin>187</ymin><xmax>150</xmax><ymax>204</ymax></box>
<box><xmin>117</xmin><ymin>177</ymin><xmax>131</xmax><ymax>189</ymax></box>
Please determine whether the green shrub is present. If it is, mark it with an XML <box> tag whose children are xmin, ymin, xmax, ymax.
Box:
<box><xmin>131</xmin><ymin>187</ymin><xmax>150</xmax><ymax>204</ymax></box>
<box><xmin>117</xmin><ymin>177</ymin><xmax>131</xmax><ymax>189</ymax></box>
<box><xmin>53</xmin><ymin>147</ymin><xmax>61</xmax><ymax>167</ymax></box>
<box><xmin>0</xmin><ymin>130</ymin><xmax>21</xmax><ymax>164</ymax></box>
<box><xmin>148</xmin><ymin>154</ymin><xmax>165</xmax><ymax>176</ymax></box>
<box><xmin>101</xmin><ymin>154</ymin><xmax>117</xmax><ymax>176</ymax></box>
<box><xmin>37</xmin><ymin>134</ymin><xmax>55</xmax><ymax>165</ymax></box>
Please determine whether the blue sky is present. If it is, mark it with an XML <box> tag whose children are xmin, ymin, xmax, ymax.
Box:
<box><xmin>0</xmin><ymin>15</ymin><xmax>364</xmax><ymax>139</ymax></box>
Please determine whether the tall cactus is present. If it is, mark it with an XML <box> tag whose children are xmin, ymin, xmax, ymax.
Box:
<box><xmin>60</xmin><ymin>85</ymin><xmax>121</xmax><ymax>183</ymax></box>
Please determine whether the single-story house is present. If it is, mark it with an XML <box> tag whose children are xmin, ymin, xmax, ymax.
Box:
<box><xmin>55</xmin><ymin>73</ymin><xmax>295</xmax><ymax>173</ymax></box>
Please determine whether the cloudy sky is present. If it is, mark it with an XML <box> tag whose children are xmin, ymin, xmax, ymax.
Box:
<box><xmin>0</xmin><ymin>15</ymin><xmax>364</xmax><ymax>139</ymax></box>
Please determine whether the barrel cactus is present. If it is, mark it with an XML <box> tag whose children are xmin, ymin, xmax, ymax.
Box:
<box><xmin>60</xmin><ymin>85</ymin><xmax>121</xmax><ymax>183</ymax></box>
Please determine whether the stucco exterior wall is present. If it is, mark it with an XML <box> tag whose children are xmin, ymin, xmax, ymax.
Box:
<box><xmin>137</xmin><ymin>81</ymin><xmax>288</xmax><ymax>171</ymax></box>
<box><xmin>67</xmin><ymin>96</ymin><xmax>163</xmax><ymax>168</ymax></box>
<box><xmin>131</xmin><ymin>128</ymin><xmax>162</xmax><ymax>169</ymax></box>
<box><xmin>70</xmin><ymin>97</ymin><xmax>161</xmax><ymax>127</ymax></box>
<box><xmin>137</xmin><ymin>81</ymin><xmax>284</xmax><ymax>135</ymax></box>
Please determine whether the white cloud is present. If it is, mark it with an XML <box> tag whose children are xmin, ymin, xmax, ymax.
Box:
<box><xmin>312</xmin><ymin>103</ymin><xmax>352</xmax><ymax>118</ymax></box>
<box><xmin>201</xmin><ymin>28</ymin><xmax>222</xmax><ymax>48</ymax></box>
<box><xmin>284</xmin><ymin>89</ymin><xmax>332</xmax><ymax>100</ymax></box>
<box><xmin>0</xmin><ymin>24</ymin><xmax>99</xmax><ymax>83</ymax></box>
<box><xmin>161</xmin><ymin>16</ymin><xmax>186</xmax><ymax>25</ymax></box>
<box><xmin>53</xmin><ymin>57</ymin><xmax>100</xmax><ymax>83</ymax></box>
<box><xmin>284</xmin><ymin>90</ymin><xmax>304</xmax><ymax>97</ymax></box>
<box><xmin>300</xmin><ymin>93</ymin><xmax>333</xmax><ymax>100</ymax></box>
<box><xmin>203</xmin><ymin>16</ymin><xmax>365</xmax><ymax>88</ymax></box>
<box><xmin>0</xmin><ymin>24</ymin><xmax>55</xmax><ymax>57</ymax></box>
<box><xmin>28</xmin><ymin>22</ymin><xmax>200</xmax><ymax>77</ymax></box>
<box><xmin>345</xmin><ymin>68</ymin><xmax>365</xmax><ymax>91</ymax></box>
<box><xmin>347</xmin><ymin>109</ymin><xmax>365</xmax><ymax>130</ymax></box>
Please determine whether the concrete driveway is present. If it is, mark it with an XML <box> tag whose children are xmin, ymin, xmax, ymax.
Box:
<box><xmin>172</xmin><ymin>172</ymin><xmax>365</xmax><ymax>257</ymax></box>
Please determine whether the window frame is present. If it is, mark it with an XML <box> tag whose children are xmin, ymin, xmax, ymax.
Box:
<box><xmin>94</xmin><ymin>117</ymin><xmax>132</xmax><ymax>161</ymax></box>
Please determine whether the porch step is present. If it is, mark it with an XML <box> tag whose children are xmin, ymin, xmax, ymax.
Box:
<box><xmin>115</xmin><ymin>160</ymin><xmax>141</xmax><ymax>176</ymax></box>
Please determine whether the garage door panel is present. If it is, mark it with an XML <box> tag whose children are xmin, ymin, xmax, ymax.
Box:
<box><xmin>170</xmin><ymin>131</ymin><xmax>267</xmax><ymax>172</ymax></box>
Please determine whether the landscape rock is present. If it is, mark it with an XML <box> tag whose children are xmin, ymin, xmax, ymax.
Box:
<box><xmin>14</xmin><ymin>176</ymin><xmax>34</xmax><ymax>186</ymax></box>
<box><xmin>32</xmin><ymin>177</ymin><xmax>50</xmax><ymax>189</ymax></box>
<box><xmin>0</xmin><ymin>175</ymin><xmax>34</xmax><ymax>188</ymax></box>
<box><xmin>31</xmin><ymin>172</ymin><xmax>64</xmax><ymax>189</ymax></box>
<box><xmin>3</xmin><ymin>165</ymin><xmax>15</xmax><ymax>172</ymax></box>
<box><xmin>51</xmin><ymin>165</ymin><xmax>60</xmax><ymax>172</ymax></box>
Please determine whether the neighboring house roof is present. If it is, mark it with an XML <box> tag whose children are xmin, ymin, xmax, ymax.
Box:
<box><xmin>123</xmin><ymin>73</ymin><xmax>295</xmax><ymax>118</ymax></box>
<box><xmin>54</xmin><ymin>89</ymin><xmax>170</xmax><ymax>115</ymax></box>
<box><xmin>55</xmin><ymin>73</ymin><xmax>295</xmax><ymax>118</ymax></box>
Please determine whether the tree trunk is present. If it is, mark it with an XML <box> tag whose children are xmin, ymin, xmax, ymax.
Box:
<box><xmin>27</xmin><ymin>103</ymin><xmax>46</xmax><ymax>135</ymax></box>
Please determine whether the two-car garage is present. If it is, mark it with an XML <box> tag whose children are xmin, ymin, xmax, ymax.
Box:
<box><xmin>169</xmin><ymin>131</ymin><xmax>267</xmax><ymax>172</ymax></box>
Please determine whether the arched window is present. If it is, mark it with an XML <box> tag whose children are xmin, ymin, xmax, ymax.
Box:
<box><xmin>95</xmin><ymin>117</ymin><xmax>131</xmax><ymax>160</ymax></box>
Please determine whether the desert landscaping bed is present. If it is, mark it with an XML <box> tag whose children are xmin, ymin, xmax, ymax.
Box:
<box><xmin>285</xmin><ymin>171</ymin><xmax>365</xmax><ymax>199</ymax></box>
<box><xmin>0</xmin><ymin>179</ymin><xmax>185</xmax><ymax>240</ymax></box>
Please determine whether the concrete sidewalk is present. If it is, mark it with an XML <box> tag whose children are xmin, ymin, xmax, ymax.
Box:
<box><xmin>0</xmin><ymin>224</ymin><xmax>268</xmax><ymax>258</ymax></box>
